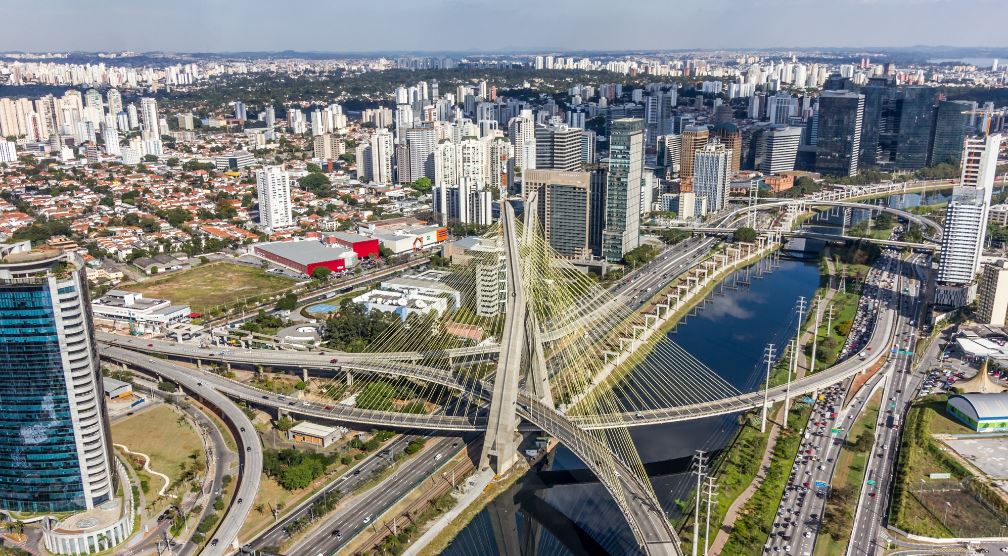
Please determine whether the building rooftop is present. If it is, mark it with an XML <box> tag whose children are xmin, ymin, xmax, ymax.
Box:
<box><xmin>950</xmin><ymin>393</ymin><xmax>1008</xmax><ymax>420</ymax></box>
<box><xmin>289</xmin><ymin>421</ymin><xmax>342</xmax><ymax>437</ymax></box>
<box><xmin>256</xmin><ymin>239</ymin><xmax>353</xmax><ymax>265</ymax></box>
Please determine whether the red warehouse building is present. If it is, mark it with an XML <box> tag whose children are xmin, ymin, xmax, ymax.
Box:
<box><xmin>322</xmin><ymin>231</ymin><xmax>381</xmax><ymax>260</ymax></box>
<box><xmin>252</xmin><ymin>239</ymin><xmax>358</xmax><ymax>277</ymax></box>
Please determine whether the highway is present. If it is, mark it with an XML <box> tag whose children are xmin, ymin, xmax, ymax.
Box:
<box><xmin>289</xmin><ymin>436</ymin><xmax>467</xmax><ymax>556</ymax></box>
<box><xmin>763</xmin><ymin>248</ymin><xmax>910</xmax><ymax>556</ymax></box>
<box><xmin>847</xmin><ymin>257</ymin><xmax>927</xmax><ymax>556</ymax></box>
<box><xmin>103</xmin><ymin>347</ymin><xmax>263</xmax><ymax>556</ymax></box>
<box><xmin>246</xmin><ymin>433</ymin><xmax>415</xmax><ymax>551</ymax></box>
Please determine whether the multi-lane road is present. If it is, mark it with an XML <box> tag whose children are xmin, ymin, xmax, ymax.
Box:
<box><xmin>848</xmin><ymin>257</ymin><xmax>929</xmax><ymax>556</ymax></box>
<box><xmin>288</xmin><ymin>436</ymin><xmax>469</xmax><ymax>556</ymax></box>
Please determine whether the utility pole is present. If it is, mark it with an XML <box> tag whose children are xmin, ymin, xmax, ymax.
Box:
<box><xmin>704</xmin><ymin>476</ymin><xmax>717</xmax><ymax>556</ymax></box>
<box><xmin>691</xmin><ymin>450</ymin><xmax>707</xmax><ymax>556</ymax></box>
<box><xmin>761</xmin><ymin>344</ymin><xmax>776</xmax><ymax>433</ymax></box>
<box><xmin>809</xmin><ymin>295</ymin><xmax>823</xmax><ymax>376</ymax></box>
<box><xmin>826</xmin><ymin>305</ymin><xmax>835</xmax><ymax>341</ymax></box>
<box><xmin>784</xmin><ymin>296</ymin><xmax>806</xmax><ymax>427</ymax></box>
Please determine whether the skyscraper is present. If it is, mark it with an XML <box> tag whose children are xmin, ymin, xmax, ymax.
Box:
<box><xmin>857</xmin><ymin>76</ymin><xmax>897</xmax><ymax>169</ymax></box>
<box><xmin>693</xmin><ymin>141</ymin><xmax>732</xmax><ymax>213</ymax></box>
<box><xmin>534</xmin><ymin>123</ymin><xmax>582</xmax><ymax>172</ymax></box>
<box><xmin>929</xmin><ymin>100</ymin><xmax>973</xmax><ymax>166</ymax></box>
<box><xmin>405</xmin><ymin>127</ymin><xmax>437</xmax><ymax>183</ymax></box>
<box><xmin>256</xmin><ymin>166</ymin><xmax>293</xmax><ymax>230</ymax></box>
<box><xmin>894</xmin><ymin>86</ymin><xmax>936</xmax><ymax>170</ymax></box>
<box><xmin>139</xmin><ymin>97</ymin><xmax>159</xmax><ymax>139</ymax></box>
<box><xmin>815</xmin><ymin>91</ymin><xmax>864</xmax><ymax>177</ymax></box>
<box><xmin>369</xmin><ymin>129</ymin><xmax>394</xmax><ymax>185</ymax></box>
<box><xmin>679</xmin><ymin>125</ymin><xmax>709</xmax><ymax>179</ymax></box>
<box><xmin>523</xmin><ymin>169</ymin><xmax>592</xmax><ymax>259</ymax></box>
<box><xmin>602</xmin><ymin>118</ymin><xmax>644</xmax><ymax>262</ymax></box>
<box><xmin>757</xmin><ymin>126</ymin><xmax>802</xmax><ymax>175</ymax></box>
<box><xmin>0</xmin><ymin>243</ymin><xmax>115</xmax><ymax>513</ymax></box>
<box><xmin>712</xmin><ymin>123</ymin><xmax>741</xmax><ymax>176</ymax></box>
<box><xmin>936</xmin><ymin>134</ymin><xmax>1003</xmax><ymax>305</ymax></box>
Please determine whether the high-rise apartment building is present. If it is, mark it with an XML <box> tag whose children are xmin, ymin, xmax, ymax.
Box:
<box><xmin>978</xmin><ymin>260</ymin><xmax>1008</xmax><ymax>326</ymax></box>
<box><xmin>139</xmin><ymin>97</ymin><xmax>159</xmax><ymax>139</ymax></box>
<box><xmin>693</xmin><ymin>141</ymin><xmax>732</xmax><ymax>213</ymax></box>
<box><xmin>601</xmin><ymin>118</ymin><xmax>644</xmax><ymax>262</ymax></box>
<box><xmin>815</xmin><ymin>91</ymin><xmax>864</xmax><ymax>177</ymax></box>
<box><xmin>405</xmin><ymin>127</ymin><xmax>437</xmax><ymax>183</ymax></box>
<box><xmin>679</xmin><ymin>125</ymin><xmax>709</xmax><ymax>179</ymax></box>
<box><xmin>0</xmin><ymin>244</ymin><xmax>115</xmax><ymax>513</ymax></box>
<box><xmin>936</xmin><ymin>134</ymin><xmax>1003</xmax><ymax>292</ymax></box>
<box><xmin>523</xmin><ymin>169</ymin><xmax>592</xmax><ymax>259</ymax></box>
<box><xmin>256</xmin><ymin>166</ymin><xmax>293</xmax><ymax>230</ymax></box>
<box><xmin>508</xmin><ymin>111</ymin><xmax>536</xmax><ymax>170</ymax></box>
<box><xmin>938</xmin><ymin>187</ymin><xmax>987</xmax><ymax>286</ymax></box>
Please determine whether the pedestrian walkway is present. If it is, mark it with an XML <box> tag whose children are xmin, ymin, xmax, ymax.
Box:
<box><xmin>402</xmin><ymin>468</ymin><xmax>494</xmax><ymax>556</ymax></box>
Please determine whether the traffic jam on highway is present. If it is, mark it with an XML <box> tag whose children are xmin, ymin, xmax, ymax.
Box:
<box><xmin>765</xmin><ymin>249</ymin><xmax>902</xmax><ymax>555</ymax></box>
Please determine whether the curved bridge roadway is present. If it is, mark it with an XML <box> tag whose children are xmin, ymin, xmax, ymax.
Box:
<box><xmin>99</xmin><ymin>278</ymin><xmax>900</xmax><ymax>433</ymax></box>
<box><xmin>104</xmin><ymin>347</ymin><xmax>262</xmax><ymax>556</ymax></box>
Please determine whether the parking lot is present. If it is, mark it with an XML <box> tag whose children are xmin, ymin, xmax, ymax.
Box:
<box><xmin>944</xmin><ymin>436</ymin><xmax>1008</xmax><ymax>480</ymax></box>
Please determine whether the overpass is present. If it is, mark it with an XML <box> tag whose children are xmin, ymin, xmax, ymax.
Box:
<box><xmin>103</xmin><ymin>347</ymin><xmax>262</xmax><ymax>556</ymax></box>
<box><xmin>650</xmin><ymin>226</ymin><xmax>937</xmax><ymax>251</ymax></box>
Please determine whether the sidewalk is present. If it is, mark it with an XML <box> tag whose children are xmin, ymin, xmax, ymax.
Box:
<box><xmin>402</xmin><ymin>468</ymin><xmax>494</xmax><ymax>556</ymax></box>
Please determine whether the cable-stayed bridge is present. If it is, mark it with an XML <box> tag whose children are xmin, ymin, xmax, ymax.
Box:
<box><xmin>100</xmin><ymin>197</ymin><xmax>908</xmax><ymax>555</ymax></box>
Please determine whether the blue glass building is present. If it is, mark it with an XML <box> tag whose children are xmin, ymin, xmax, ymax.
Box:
<box><xmin>0</xmin><ymin>245</ymin><xmax>114</xmax><ymax>513</ymax></box>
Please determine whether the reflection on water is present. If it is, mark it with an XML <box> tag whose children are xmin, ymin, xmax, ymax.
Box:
<box><xmin>442</xmin><ymin>259</ymin><xmax>821</xmax><ymax>555</ymax></box>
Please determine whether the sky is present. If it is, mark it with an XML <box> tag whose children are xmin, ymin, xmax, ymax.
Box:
<box><xmin>1</xmin><ymin>0</ymin><xmax>1006</xmax><ymax>53</ymax></box>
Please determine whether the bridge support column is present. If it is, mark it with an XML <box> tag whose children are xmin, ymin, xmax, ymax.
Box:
<box><xmin>224</xmin><ymin>361</ymin><xmax>231</xmax><ymax>373</ymax></box>
<box><xmin>302</xmin><ymin>368</ymin><xmax>309</xmax><ymax>382</ymax></box>
<box><xmin>196</xmin><ymin>359</ymin><xmax>202</xmax><ymax>370</ymax></box>
<box><xmin>480</xmin><ymin>201</ymin><xmax>526</xmax><ymax>475</ymax></box>
<box><xmin>346</xmin><ymin>371</ymin><xmax>353</xmax><ymax>388</ymax></box>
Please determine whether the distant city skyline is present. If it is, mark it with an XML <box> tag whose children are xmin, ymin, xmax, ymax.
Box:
<box><xmin>2</xmin><ymin>0</ymin><xmax>1007</xmax><ymax>54</ymax></box>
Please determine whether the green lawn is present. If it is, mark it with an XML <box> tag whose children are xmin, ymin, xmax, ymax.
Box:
<box><xmin>126</xmin><ymin>262</ymin><xmax>296</xmax><ymax>313</ymax></box>
<box><xmin>814</xmin><ymin>391</ymin><xmax>881</xmax><ymax>555</ymax></box>
<box><xmin>889</xmin><ymin>394</ymin><xmax>1005</xmax><ymax>537</ymax></box>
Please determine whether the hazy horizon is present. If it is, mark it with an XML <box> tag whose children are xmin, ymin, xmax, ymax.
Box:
<box><xmin>2</xmin><ymin>0</ymin><xmax>1006</xmax><ymax>54</ymax></box>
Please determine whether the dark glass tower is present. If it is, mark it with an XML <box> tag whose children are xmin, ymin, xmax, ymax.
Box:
<box><xmin>894</xmin><ymin>86</ymin><xmax>937</xmax><ymax>170</ymax></box>
<box><xmin>858</xmin><ymin>76</ymin><xmax>898</xmax><ymax>170</ymax></box>
<box><xmin>815</xmin><ymin>91</ymin><xmax>865</xmax><ymax>177</ymax></box>
<box><xmin>929</xmin><ymin>100</ymin><xmax>973</xmax><ymax>166</ymax></box>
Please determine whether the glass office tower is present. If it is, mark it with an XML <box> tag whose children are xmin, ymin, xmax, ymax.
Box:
<box><xmin>0</xmin><ymin>244</ymin><xmax>114</xmax><ymax>513</ymax></box>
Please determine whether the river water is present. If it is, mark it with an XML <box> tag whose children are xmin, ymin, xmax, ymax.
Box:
<box><xmin>440</xmin><ymin>190</ymin><xmax>959</xmax><ymax>555</ymax></box>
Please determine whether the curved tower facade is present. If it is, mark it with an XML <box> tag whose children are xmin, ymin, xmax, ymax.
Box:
<box><xmin>0</xmin><ymin>245</ymin><xmax>114</xmax><ymax>513</ymax></box>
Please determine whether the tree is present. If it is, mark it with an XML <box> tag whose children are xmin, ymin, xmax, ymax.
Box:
<box><xmin>306</xmin><ymin>162</ymin><xmax>323</xmax><ymax>174</ymax></box>
<box><xmin>298</xmin><ymin>172</ymin><xmax>332</xmax><ymax>197</ymax></box>
<box><xmin>410</xmin><ymin>177</ymin><xmax>432</xmax><ymax>194</ymax></box>
<box><xmin>143</xmin><ymin>154</ymin><xmax>158</xmax><ymax>162</ymax></box>
<box><xmin>276</xmin><ymin>293</ymin><xmax>298</xmax><ymax>311</ymax></box>
<box><xmin>732</xmin><ymin>227</ymin><xmax>758</xmax><ymax>243</ymax></box>
<box><xmin>311</xmin><ymin>266</ymin><xmax>333</xmax><ymax>281</ymax></box>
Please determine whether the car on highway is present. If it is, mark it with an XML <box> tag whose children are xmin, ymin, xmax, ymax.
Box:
<box><xmin>363</xmin><ymin>514</ymin><xmax>372</xmax><ymax>524</ymax></box>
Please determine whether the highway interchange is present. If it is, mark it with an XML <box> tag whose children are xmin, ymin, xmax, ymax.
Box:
<box><xmin>98</xmin><ymin>181</ymin><xmax>973</xmax><ymax>556</ymax></box>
